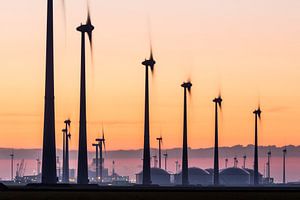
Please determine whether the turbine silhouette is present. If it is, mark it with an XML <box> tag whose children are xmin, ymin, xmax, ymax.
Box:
<box><xmin>96</xmin><ymin>128</ymin><xmax>106</xmax><ymax>183</ymax></box>
<box><xmin>141</xmin><ymin>41</ymin><xmax>156</xmax><ymax>185</ymax></box>
<box><xmin>282</xmin><ymin>147</ymin><xmax>287</xmax><ymax>184</ymax></box>
<box><xmin>213</xmin><ymin>95</ymin><xmax>222</xmax><ymax>185</ymax></box>
<box><xmin>163</xmin><ymin>151</ymin><xmax>168</xmax><ymax>171</ymax></box>
<box><xmin>42</xmin><ymin>0</ymin><xmax>66</xmax><ymax>184</ymax></box>
<box><xmin>253</xmin><ymin>106</ymin><xmax>262</xmax><ymax>185</ymax></box>
<box><xmin>62</xmin><ymin>119</ymin><xmax>71</xmax><ymax>183</ymax></box>
<box><xmin>181</xmin><ymin>81</ymin><xmax>192</xmax><ymax>185</ymax></box>
<box><xmin>76</xmin><ymin>6</ymin><xmax>94</xmax><ymax>184</ymax></box>
<box><xmin>156</xmin><ymin>136</ymin><xmax>163</xmax><ymax>169</ymax></box>
<box><xmin>92</xmin><ymin>142</ymin><xmax>99</xmax><ymax>183</ymax></box>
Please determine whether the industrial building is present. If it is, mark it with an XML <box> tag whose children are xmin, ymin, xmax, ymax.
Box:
<box><xmin>136</xmin><ymin>168</ymin><xmax>171</xmax><ymax>185</ymax></box>
<box><xmin>220</xmin><ymin>167</ymin><xmax>250</xmax><ymax>185</ymax></box>
<box><xmin>244</xmin><ymin>168</ymin><xmax>263</xmax><ymax>184</ymax></box>
<box><xmin>174</xmin><ymin>167</ymin><xmax>212</xmax><ymax>185</ymax></box>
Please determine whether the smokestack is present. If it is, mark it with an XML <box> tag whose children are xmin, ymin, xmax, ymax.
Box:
<box><xmin>42</xmin><ymin>0</ymin><xmax>57</xmax><ymax>184</ymax></box>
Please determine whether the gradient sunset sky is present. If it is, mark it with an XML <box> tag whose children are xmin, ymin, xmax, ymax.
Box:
<box><xmin>1</xmin><ymin>0</ymin><xmax>300</xmax><ymax>150</ymax></box>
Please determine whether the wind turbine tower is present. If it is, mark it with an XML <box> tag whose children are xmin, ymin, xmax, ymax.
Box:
<box><xmin>96</xmin><ymin>130</ymin><xmax>106</xmax><ymax>183</ymax></box>
<box><xmin>141</xmin><ymin>44</ymin><xmax>155</xmax><ymax>185</ymax></box>
<box><xmin>213</xmin><ymin>95</ymin><xmax>222</xmax><ymax>185</ymax></box>
<box><xmin>10</xmin><ymin>150</ymin><xmax>14</xmax><ymax>181</ymax></box>
<box><xmin>181</xmin><ymin>81</ymin><xmax>192</xmax><ymax>186</ymax></box>
<box><xmin>36</xmin><ymin>158</ymin><xmax>41</xmax><ymax>175</ymax></box>
<box><xmin>253</xmin><ymin>107</ymin><xmax>262</xmax><ymax>185</ymax></box>
<box><xmin>156</xmin><ymin>136</ymin><xmax>163</xmax><ymax>169</ymax></box>
<box><xmin>163</xmin><ymin>151</ymin><xmax>168</xmax><ymax>171</ymax></box>
<box><xmin>42</xmin><ymin>0</ymin><xmax>60</xmax><ymax>184</ymax></box>
<box><xmin>76</xmin><ymin>8</ymin><xmax>94</xmax><ymax>184</ymax></box>
<box><xmin>92</xmin><ymin>142</ymin><xmax>99</xmax><ymax>183</ymax></box>
<box><xmin>243</xmin><ymin>155</ymin><xmax>247</xmax><ymax>169</ymax></box>
<box><xmin>283</xmin><ymin>147</ymin><xmax>287</xmax><ymax>184</ymax></box>
<box><xmin>225</xmin><ymin>158</ymin><xmax>228</xmax><ymax>168</ymax></box>
<box><xmin>267</xmin><ymin>150</ymin><xmax>271</xmax><ymax>183</ymax></box>
<box><xmin>62</xmin><ymin>119</ymin><xmax>71</xmax><ymax>183</ymax></box>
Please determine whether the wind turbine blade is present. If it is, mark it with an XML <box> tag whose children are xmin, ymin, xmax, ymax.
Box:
<box><xmin>61</xmin><ymin>0</ymin><xmax>66</xmax><ymax>29</ymax></box>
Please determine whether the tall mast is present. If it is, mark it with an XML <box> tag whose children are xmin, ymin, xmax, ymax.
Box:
<box><xmin>77</xmin><ymin>30</ymin><xmax>88</xmax><ymax>184</ymax></box>
<box><xmin>42</xmin><ymin>0</ymin><xmax>57</xmax><ymax>184</ymax></box>
<box><xmin>181</xmin><ymin>82</ymin><xmax>192</xmax><ymax>185</ymax></box>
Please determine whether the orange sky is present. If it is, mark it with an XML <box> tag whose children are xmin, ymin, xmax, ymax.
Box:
<box><xmin>1</xmin><ymin>0</ymin><xmax>300</xmax><ymax>150</ymax></box>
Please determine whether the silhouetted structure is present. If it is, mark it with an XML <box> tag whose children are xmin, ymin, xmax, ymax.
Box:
<box><xmin>181</xmin><ymin>81</ymin><xmax>192</xmax><ymax>185</ymax></box>
<box><xmin>76</xmin><ymin>9</ymin><xmax>94</xmax><ymax>184</ymax></box>
<box><xmin>220</xmin><ymin>167</ymin><xmax>250</xmax><ymax>185</ymax></box>
<box><xmin>267</xmin><ymin>150</ymin><xmax>271</xmax><ymax>184</ymax></box>
<box><xmin>42</xmin><ymin>0</ymin><xmax>57</xmax><ymax>184</ymax></box>
<box><xmin>136</xmin><ymin>168</ymin><xmax>171</xmax><ymax>186</ymax></box>
<box><xmin>253</xmin><ymin>107</ymin><xmax>262</xmax><ymax>185</ymax></box>
<box><xmin>36</xmin><ymin>158</ymin><xmax>41</xmax><ymax>176</ymax></box>
<box><xmin>213</xmin><ymin>96</ymin><xmax>222</xmax><ymax>185</ymax></box>
<box><xmin>96</xmin><ymin>130</ymin><xmax>106</xmax><ymax>183</ymax></box>
<box><xmin>283</xmin><ymin>147</ymin><xmax>287</xmax><ymax>184</ymax></box>
<box><xmin>62</xmin><ymin>119</ymin><xmax>71</xmax><ymax>183</ymax></box>
<box><xmin>141</xmin><ymin>47</ymin><xmax>155</xmax><ymax>185</ymax></box>
<box><xmin>156</xmin><ymin>136</ymin><xmax>162</xmax><ymax>169</ymax></box>
<box><xmin>92</xmin><ymin>142</ymin><xmax>99</xmax><ymax>182</ymax></box>
<box><xmin>243</xmin><ymin>155</ymin><xmax>247</xmax><ymax>169</ymax></box>
<box><xmin>10</xmin><ymin>150</ymin><xmax>14</xmax><ymax>181</ymax></box>
<box><xmin>174</xmin><ymin>167</ymin><xmax>212</xmax><ymax>185</ymax></box>
<box><xmin>163</xmin><ymin>151</ymin><xmax>168</xmax><ymax>171</ymax></box>
<box><xmin>244</xmin><ymin>168</ymin><xmax>263</xmax><ymax>184</ymax></box>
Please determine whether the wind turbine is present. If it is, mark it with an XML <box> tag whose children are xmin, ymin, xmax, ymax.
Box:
<box><xmin>76</xmin><ymin>6</ymin><xmax>94</xmax><ymax>184</ymax></box>
<box><xmin>267</xmin><ymin>150</ymin><xmax>271</xmax><ymax>183</ymax></box>
<box><xmin>253</xmin><ymin>107</ymin><xmax>262</xmax><ymax>185</ymax></box>
<box><xmin>243</xmin><ymin>155</ymin><xmax>247</xmax><ymax>169</ymax></box>
<box><xmin>62</xmin><ymin>119</ymin><xmax>71</xmax><ymax>183</ymax></box>
<box><xmin>175</xmin><ymin>160</ymin><xmax>179</xmax><ymax>174</ymax></box>
<box><xmin>156</xmin><ymin>136</ymin><xmax>163</xmax><ymax>169</ymax></box>
<box><xmin>213</xmin><ymin>95</ymin><xmax>222</xmax><ymax>185</ymax></box>
<box><xmin>42</xmin><ymin>0</ymin><xmax>66</xmax><ymax>184</ymax></box>
<box><xmin>233</xmin><ymin>157</ymin><xmax>238</xmax><ymax>168</ymax></box>
<box><xmin>163</xmin><ymin>151</ymin><xmax>168</xmax><ymax>171</ymax></box>
<box><xmin>181</xmin><ymin>81</ymin><xmax>192</xmax><ymax>185</ymax></box>
<box><xmin>283</xmin><ymin>147</ymin><xmax>287</xmax><ymax>184</ymax></box>
<box><xmin>92</xmin><ymin>142</ymin><xmax>99</xmax><ymax>183</ymax></box>
<box><xmin>36</xmin><ymin>157</ymin><xmax>41</xmax><ymax>176</ymax></box>
<box><xmin>10</xmin><ymin>149</ymin><xmax>14</xmax><ymax>181</ymax></box>
<box><xmin>141</xmin><ymin>42</ymin><xmax>155</xmax><ymax>185</ymax></box>
<box><xmin>96</xmin><ymin>129</ymin><xmax>106</xmax><ymax>183</ymax></box>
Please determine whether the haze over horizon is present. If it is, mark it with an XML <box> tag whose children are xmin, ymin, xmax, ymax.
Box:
<box><xmin>1</xmin><ymin>0</ymin><xmax>300</xmax><ymax>151</ymax></box>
